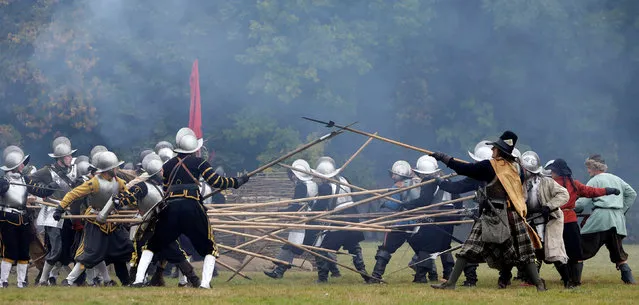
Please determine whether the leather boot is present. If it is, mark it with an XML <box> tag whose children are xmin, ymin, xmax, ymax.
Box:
<box><xmin>498</xmin><ymin>265</ymin><xmax>512</xmax><ymax>288</ymax></box>
<box><xmin>149</xmin><ymin>266</ymin><xmax>166</xmax><ymax>287</ymax></box>
<box><xmin>431</xmin><ymin>257</ymin><xmax>467</xmax><ymax>290</ymax></box>
<box><xmin>462</xmin><ymin>263</ymin><xmax>478</xmax><ymax>287</ymax></box>
<box><xmin>619</xmin><ymin>263</ymin><xmax>637</xmax><ymax>284</ymax></box>
<box><xmin>570</xmin><ymin>261</ymin><xmax>583</xmax><ymax>286</ymax></box>
<box><xmin>128</xmin><ymin>266</ymin><xmax>138</xmax><ymax>285</ymax></box>
<box><xmin>413</xmin><ymin>267</ymin><xmax>428</xmax><ymax>283</ymax></box>
<box><xmin>316</xmin><ymin>255</ymin><xmax>330</xmax><ymax>283</ymax></box>
<box><xmin>368</xmin><ymin>247</ymin><xmax>391</xmax><ymax>284</ymax></box>
<box><xmin>264</xmin><ymin>264</ymin><xmax>287</xmax><ymax>279</ymax></box>
<box><xmin>440</xmin><ymin>252</ymin><xmax>455</xmax><ymax>281</ymax></box>
<box><xmin>328</xmin><ymin>253</ymin><xmax>341</xmax><ymax>278</ymax></box>
<box><xmin>177</xmin><ymin>260</ymin><xmax>201</xmax><ymax>287</ymax></box>
<box><xmin>524</xmin><ymin>262</ymin><xmax>547</xmax><ymax>292</ymax></box>
<box><xmin>554</xmin><ymin>262</ymin><xmax>574</xmax><ymax>288</ymax></box>
<box><xmin>350</xmin><ymin>244</ymin><xmax>371</xmax><ymax>283</ymax></box>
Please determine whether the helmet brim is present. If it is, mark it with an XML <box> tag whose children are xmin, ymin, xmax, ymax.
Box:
<box><xmin>95</xmin><ymin>161</ymin><xmax>125</xmax><ymax>173</ymax></box>
<box><xmin>173</xmin><ymin>140</ymin><xmax>203</xmax><ymax>154</ymax></box>
<box><xmin>311</xmin><ymin>168</ymin><xmax>340</xmax><ymax>179</ymax></box>
<box><xmin>48</xmin><ymin>149</ymin><xmax>78</xmax><ymax>158</ymax></box>
<box><xmin>412</xmin><ymin>168</ymin><xmax>440</xmax><ymax>175</ymax></box>
<box><xmin>1</xmin><ymin>154</ymin><xmax>30</xmax><ymax>171</ymax></box>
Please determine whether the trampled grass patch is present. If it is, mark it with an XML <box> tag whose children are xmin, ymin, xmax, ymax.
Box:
<box><xmin>2</xmin><ymin>242</ymin><xmax>637</xmax><ymax>304</ymax></box>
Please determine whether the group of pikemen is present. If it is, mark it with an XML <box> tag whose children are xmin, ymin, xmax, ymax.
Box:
<box><xmin>0</xmin><ymin>128</ymin><xmax>636</xmax><ymax>291</ymax></box>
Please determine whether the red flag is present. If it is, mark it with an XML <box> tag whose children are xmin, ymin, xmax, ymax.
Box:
<box><xmin>189</xmin><ymin>59</ymin><xmax>203</xmax><ymax>139</ymax></box>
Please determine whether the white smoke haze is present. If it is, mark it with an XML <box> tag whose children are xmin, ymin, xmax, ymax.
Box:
<box><xmin>3</xmin><ymin>1</ymin><xmax>637</xmax><ymax>209</ymax></box>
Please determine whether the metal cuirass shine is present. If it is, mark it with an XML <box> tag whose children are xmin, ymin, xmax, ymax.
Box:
<box><xmin>88</xmin><ymin>176</ymin><xmax>120</xmax><ymax>210</ymax></box>
<box><xmin>138</xmin><ymin>182</ymin><xmax>164</xmax><ymax>214</ymax></box>
<box><xmin>332</xmin><ymin>176</ymin><xmax>353</xmax><ymax>207</ymax></box>
<box><xmin>200</xmin><ymin>178</ymin><xmax>213</xmax><ymax>204</ymax></box>
<box><xmin>1</xmin><ymin>174</ymin><xmax>28</xmax><ymax>209</ymax></box>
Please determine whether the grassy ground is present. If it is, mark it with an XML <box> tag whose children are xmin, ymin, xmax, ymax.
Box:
<box><xmin>2</xmin><ymin>242</ymin><xmax>638</xmax><ymax>305</ymax></box>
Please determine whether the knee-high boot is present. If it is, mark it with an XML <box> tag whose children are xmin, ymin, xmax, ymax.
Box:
<box><xmin>368</xmin><ymin>247</ymin><xmax>391</xmax><ymax>284</ymax></box>
<box><xmin>431</xmin><ymin>257</ymin><xmax>468</xmax><ymax>290</ymax></box>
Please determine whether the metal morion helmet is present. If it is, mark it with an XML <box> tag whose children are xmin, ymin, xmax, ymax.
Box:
<box><xmin>138</xmin><ymin>149</ymin><xmax>154</xmax><ymax>166</ymax></box>
<box><xmin>312</xmin><ymin>156</ymin><xmax>339</xmax><ymax>179</ymax></box>
<box><xmin>93</xmin><ymin>151</ymin><xmax>124</xmax><ymax>173</ymax></box>
<box><xmin>90</xmin><ymin>145</ymin><xmax>108</xmax><ymax>165</ymax></box>
<box><xmin>468</xmin><ymin>140</ymin><xmax>493</xmax><ymax>162</ymax></box>
<box><xmin>174</xmin><ymin>127</ymin><xmax>202</xmax><ymax>154</ymax></box>
<box><xmin>74</xmin><ymin>155</ymin><xmax>91</xmax><ymax>176</ymax></box>
<box><xmin>142</xmin><ymin>153</ymin><xmax>163</xmax><ymax>176</ymax></box>
<box><xmin>512</xmin><ymin>148</ymin><xmax>522</xmax><ymax>159</ymax></box>
<box><xmin>1</xmin><ymin>145</ymin><xmax>30</xmax><ymax>171</ymax></box>
<box><xmin>155</xmin><ymin>141</ymin><xmax>173</xmax><ymax>153</ymax></box>
<box><xmin>389</xmin><ymin>160</ymin><xmax>412</xmax><ymax>178</ymax></box>
<box><xmin>290</xmin><ymin>159</ymin><xmax>313</xmax><ymax>181</ymax></box>
<box><xmin>521</xmin><ymin>151</ymin><xmax>542</xmax><ymax>174</ymax></box>
<box><xmin>413</xmin><ymin>155</ymin><xmax>440</xmax><ymax>175</ymax></box>
<box><xmin>48</xmin><ymin>136</ymin><xmax>77</xmax><ymax>158</ymax></box>
<box><xmin>157</xmin><ymin>147</ymin><xmax>174</xmax><ymax>163</ymax></box>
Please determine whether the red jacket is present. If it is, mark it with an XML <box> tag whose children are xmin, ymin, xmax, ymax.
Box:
<box><xmin>553</xmin><ymin>177</ymin><xmax>607</xmax><ymax>223</ymax></box>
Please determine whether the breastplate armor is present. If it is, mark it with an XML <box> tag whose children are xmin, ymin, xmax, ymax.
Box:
<box><xmin>88</xmin><ymin>176</ymin><xmax>120</xmax><ymax>210</ymax></box>
<box><xmin>1</xmin><ymin>174</ymin><xmax>28</xmax><ymax>209</ymax></box>
<box><xmin>139</xmin><ymin>182</ymin><xmax>163</xmax><ymax>214</ymax></box>
<box><xmin>200</xmin><ymin>178</ymin><xmax>213</xmax><ymax>204</ymax></box>
<box><xmin>401</xmin><ymin>178</ymin><xmax>421</xmax><ymax>202</ymax></box>
<box><xmin>49</xmin><ymin>165</ymin><xmax>78</xmax><ymax>197</ymax></box>
<box><xmin>333</xmin><ymin>176</ymin><xmax>353</xmax><ymax>206</ymax></box>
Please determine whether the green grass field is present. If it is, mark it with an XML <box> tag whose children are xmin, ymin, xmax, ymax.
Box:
<box><xmin>2</xmin><ymin>242</ymin><xmax>638</xmax><ymax>305</ymax></box>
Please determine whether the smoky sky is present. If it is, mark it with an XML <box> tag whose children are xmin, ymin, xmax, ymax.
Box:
<box><xmin>7</xmin><ymin>0</ymin><xmax>639</xmax><ymax>197</ymax></box>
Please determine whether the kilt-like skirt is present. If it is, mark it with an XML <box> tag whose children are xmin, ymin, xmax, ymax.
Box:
<box><xmin>457</xmin><ymin>208</ymin><xmax>535</xmax><ymax>269</ymax></box>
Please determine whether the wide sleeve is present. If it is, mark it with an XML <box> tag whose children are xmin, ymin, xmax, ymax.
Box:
<box><xmin>575</xmin><ymin>180</ymin><xmax>607</xmax><ymax>198</ymax></box>
<box><xmin>446</xmin><ymin>159</ymin><xmax>496</xmax><ymax>182</ymax></box>
<box><xmin>621</xmin><ymin>180</ymin><xmax>637</xmax><ymax>213</ymax></box>
<box><xmin>59</xmin><ymin>177</ymin><xmax>99</xmax><ymax>209</ymax></box>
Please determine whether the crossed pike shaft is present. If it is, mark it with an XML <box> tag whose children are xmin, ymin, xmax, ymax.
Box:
<box><xmin>0</xmin><ymin>128</ymin><xmax>635</xmax><ymax>290</ymax></box>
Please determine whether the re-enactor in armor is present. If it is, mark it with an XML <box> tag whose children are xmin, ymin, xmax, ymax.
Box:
<box><xmin>131</xmin><ymin>127</ymin><xmax>249</xmax><ymax>289</ymax></box>
<box><xmin>0</xmin><ymin>146</ymin><xmax>54</xmax><ymax>288</ymax></box>
<box><xmin>52</xmin><ymin>151</ymin><xmax>134</xmax><ymax>286</ymax></box>
<box><xmin>430</xmin><ymin>131</ymin><xmax>547</xmax><ymax>291</ymax></box>
<box><xmin>264</xmin><ymin>159</ymin><xmax>318</xmax><ymax>279</ymax></box>
<box><xmin>116</xmin><ymin>153</ymin><xmax>200</xmax><ymax>287</ymax></box>
<box><xmin>311</xmin><ymin>157</ymin><xmax>371</xmax><ymax>284</ymax></box>
<box><xmin>368</xmin><ymin>160</ymin><xmax>421</xmax><ymax>283</ymax></box>
<box><xmin>29</xmin><ymin>137</ymin><xmax>82</xmax><ymax>286</ymax></box>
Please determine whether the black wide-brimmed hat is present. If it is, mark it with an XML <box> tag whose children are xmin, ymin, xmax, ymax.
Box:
<box><xmin>546</xmin><ymin>158</ymin><xmax>572</xmax><ymax>177</ymax></box>
<box><xmin>490</xmin><ymin>130</ymin><xmax>518</xmax><ymax>157</ymax></box>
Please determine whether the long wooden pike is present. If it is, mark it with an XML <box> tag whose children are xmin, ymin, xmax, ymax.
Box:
<box><xmin>335</xmin><ymin>133</ymin><xmax>376</xmax><ymax>175</ymax></box>
<box><xmin>216</xmin><ymin>243</ymin><xmax>297</xmax><ymax>268</ymax></box>
<box><xmin>225</xmin><ymin>177</ymin><xmax>438</xmax><ymax>252</ymax></box>
<box><xmin>361</xmin><ymin>193</ymin><xmax>474</xmax><ymax>224</ymax></box>
<box><xmin>202</xmin><ymin>122</ymin><xmax>356</xmax><ymax>201</ymax></box>
<box><xmin>211</xmin><ymin>187</ymin><xmax>393</xmax><ymax>211</ymax></box>
<box><xmin>302</xmin><ymin>117</ymin><xmax>469</xmax><ymax>164</ymax></box>
<box><xmin>215</xmin><ymin>259</ymin><xmax>252</xmax><ymax>280</ymax></box>
<box><xmin>214</xmin><ymin>228</ymin><xmax>352</xmax><ymax>256</ymax></box>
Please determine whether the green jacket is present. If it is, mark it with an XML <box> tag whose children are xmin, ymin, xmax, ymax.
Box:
<box><xmin>575</xmin><ymin>173</ymin><xmax>636</xmax><ymax>236</ymax></box>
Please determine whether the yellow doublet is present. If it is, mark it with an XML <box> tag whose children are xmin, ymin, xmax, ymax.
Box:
<box><xmin>59</xmin><ymin>174</ymin><xmax>126</xmax><ymax>209</ymax></box>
